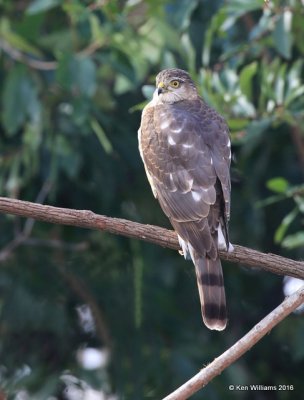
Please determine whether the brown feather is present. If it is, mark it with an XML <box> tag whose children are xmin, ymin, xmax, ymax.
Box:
<box><xmin>193</xmin><ymin>253</ymin><xmax>227</xmax><ymax>331</ymax></box>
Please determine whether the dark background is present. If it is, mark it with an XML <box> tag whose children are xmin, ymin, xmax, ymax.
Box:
<box><xmin>0</xmin><ymin>0</ymin><xmax>304</xmax><ymax>399</ymax></box>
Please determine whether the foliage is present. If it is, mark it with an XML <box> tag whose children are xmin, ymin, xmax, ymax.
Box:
<box><xmin>0</xmin><ymin>0</ymin><xmax>304</xmax><ymax>399</ymax></box>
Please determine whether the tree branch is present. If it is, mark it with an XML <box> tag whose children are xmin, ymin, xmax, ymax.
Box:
<box><xmin>0</xmin><ymin>38</ymin><xmax>104</xmax><ymax>71</ymax></box>
<box><xmin>0</xmin><ymin>196</ymin><xmax>304</xmax><ymax>279</ymax></box>
<box><xmin>1</xmin><ymin>196</ymin><xmax>303</xmax><ymax>399</ymax></box>
<box><xmin>0</xmin><ymin>39</ymin><xmax>58</xmax><ymax>70</ymax></box>
<box><xmin>163</xmin><ymin>285</ymin><xmax>304</xmax><ymax>400</ymax></box>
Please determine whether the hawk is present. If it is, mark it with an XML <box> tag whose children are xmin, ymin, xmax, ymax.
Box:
<box><xmin>138</xmin><ymin>68</ymin><xmax>232</xmax><ymax>331</ymax></box>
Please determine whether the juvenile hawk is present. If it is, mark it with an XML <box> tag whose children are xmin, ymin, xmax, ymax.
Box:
<box><xmin>138</xmin><ymin>68</ymin><xmax>232</xmax><ymax>331</ymax></box>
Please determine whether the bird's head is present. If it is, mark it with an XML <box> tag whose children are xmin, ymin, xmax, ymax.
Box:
<box><xmin>153</xmin><ymin>68</ymin><xmax>198</xmax><ymax>104</ymax></box>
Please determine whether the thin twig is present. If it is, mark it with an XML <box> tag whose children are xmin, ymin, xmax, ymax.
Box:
<box><xmin>163</xmin><ymin>285</ymin><xmax>304</xmax><ymax>400</ymax></box>
<box><xmin>290</xmin><ymin>125</ymin><xmax>304</xmax><ymax>174</ymax></box>
<box><xmin>0</xmin><ymin>196</ymin><xmax>304</xmax><ymax>279</ymax></box>
<box><xmin>87</xmin><ymin>1</ymin><xmax>109</xmax><ymax>11</ymax></box>
<box><xmin>0</xmin><ymin>234</ymin><xmax>27</xmax><ymax>262</ymax></box>
<box><xmin>57</xmin><ymin>264</ymin><xmax>112</xmax><ymax>350</ymax></box>
<box><xmin>23</xmin><ymin>180</ymin><xmax>52</xmax><ymax>235</ymax></box>
<box><xmin>0</xmin><ymin>38</ymin><xmax>105</xmax><ymax>71</ymax></box>
<box><xmin>0</xmin><ymin>184</ymin><xmax>51</xmax><ymax>261</ymax></box>
<box><xmin>0</xmin><ymin>39</ymin><xmax>58</xmax><ymax>70</ymax></box>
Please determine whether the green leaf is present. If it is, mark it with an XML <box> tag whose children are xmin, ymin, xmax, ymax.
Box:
<box><xmin>55</xmin><ymin>135</ymin><xmax>81</xmax><ymax>179</ymax></box>
<box><xmin>162</xmin><ymin>50</ymin><xmax>177</xmax><ymax>70</ymax></box>
<box><xmin>266</xmin><ymin>177</ymin><xmax>289</xmax><ymax>193</ymax></box>
<box><xmin>222</xmin><ymin>69</ymin><xmax>238</xmax><ymax>92</ymax></box>
<box><xmin>273</xmin><ymin>10</ymin><xmax>293</xmax><ymax>59</ymax></box>
<box><xmin>89</xmin><ymin>14</ymin><xmax>106</xmax><ymax>45</ymax></box>
<box><xmin>274</xmin><ymin>63</ymin><xmax>286</xmax><ymax>105</ymax></box>
<box><xmin>282</xmin><ymin>231</ymin><xmax>304</xmax><ymax>249</ymax></box>
<box><xmin>2</xmin><ymin>66</ymin><xmax>41</xmax><ymax>135</ymax></box>
<box><xmin>294</xmin><ymin>195</ymin><xmax>304</xmax><ymax>214</ymax></box>
<box><xmin>181</xmin><ymin>33</ymin><xmax>196</xmax><ymax>75</ymax></box>
<box><xmin>284</xmin><ymin>85</ymin><xmax>304</xmax><ymax>107</ymax></box>
<box><xmin>165</xmin><ymin>0</ymin><xmax>198</xmax><ymax>31</ymax></box>
<box><xmin>5</xmin><ymin>156</ymin><xmax>21</xmax><ymax>195</ymax></box>
<box><xmin>26</xmin><ymin>0</ymin><xmax>61</xmax><ymax>15</ymax></box>
<box><xmin>202</xmin><ymin>10</ymin><xmax>226</xmax><ymax>66</ymax></box>
<box><xmin>56</xmin><ymin>55</ymin><xmax>97</xmax><ymax>97</ymax></box>
<box><xmin>286</xmin><ymin>60</ymin><xmax>303</xmax><ymax>92</ymax></box>
<box><xmin>220</xmin><ymin>0</ymin><xmax>262</xmax><ymax>31</ymax></box>
<box><xmin>129</xmin><ymin>100</ymin><xmax>148</xmax><ymax>113</ymax></box>
<box><xmin>293</xmin><ymin>11</ymin><xmax>304</xmax><ymax>54</ymax></box>
<box><xmin>241</xmin><ymin>118</ymin><xmax>273</xmax><ymax>153</ymax></box>
<box><xmin>224</xmin><ymin>0</ymin><xmax>263</xmax><ymax>14</ymax></box>
<box><xmin>62</xmin><ymin>2</ymin><xmax>87</xmax><ymax>20</ymax></box>
<box><xmin>114</xmin><ymin>74</ymin><xmax>134</xmax><ymax>95</ymax></box>
<box><xmin>285</xmin><ymin>60</ymin><xmax>304</xmax><ymax>106</ymax></box>
<box><xmin>227</xmin><ymin>118</ymin><xmax>249</xmax><ymax>131</ymax></box>
<box><xmin>250</xmin><ymin>8</ymin><xmax>272</xmax><ymax>40</ymax></box>
<box><xmin>255</xmin><ymin>193</ymin><xmax>285</xmax><ymax>208</ymax></box>
<box><xmin>0</xmin><ymin>18</ymin><xmax>43</xmax><ymax>57</ymax></box>
<box><xmin>90</xmin><ymin>118</ymin><xmax>113</xmax><ymax>154</ymax></box>
<box><xmin>233</xmin><ymin>95</ymin><xmax>256</xmax><ymax>118</ymax></box>
<box><xmin>239</xmin><ymin>62</ymin><xmax>258</xmax><ymax>99</ymax></box>
<box><xmin>142</xmin><ymin>85</ymin><xmax>154</xmax><ymax>100</ymax></box>
<box><xmin>74</xmin><ymin>57</ymin><xmax>97</xmax><ymax>97</ymax></box>
<box><xmin>39</xmin><ymin>29</ymin><xmax>73</xmax><ymax>53</ymax></box>
<box><xmin>274</xmin><ymin>207</ymin><xmax>299</xmax><ymax>243</ymax></box>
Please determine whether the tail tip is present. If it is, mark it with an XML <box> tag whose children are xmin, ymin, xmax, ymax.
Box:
<box><xmin>203</xmin><ymin>317</ymin><xmax>227</xmax><ymax>331</ymax></box>
<box><xmin>202</xmin><ymin>301</ymin><xmax>227</xmax><ymax>331</ymax></box>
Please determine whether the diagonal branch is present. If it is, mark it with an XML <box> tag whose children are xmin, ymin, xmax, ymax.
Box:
<box><xmin>0</xmin><ymin>196</ymin><xmax>304</xmax><ymax>279</ymax></box>
<box><xmin>163</xmin><ymin>284</ymin><xmax>304</xmax><ymax>400</ymax></box>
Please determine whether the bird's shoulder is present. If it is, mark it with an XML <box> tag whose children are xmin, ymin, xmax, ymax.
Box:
<box><xmin>149</xmin><ymin>98</ymin><xmax>228</xmax><ymax>135</ymax></box>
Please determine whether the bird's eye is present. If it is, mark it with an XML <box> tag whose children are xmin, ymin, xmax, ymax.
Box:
<box><xmin>170</xmin><ymin>80</ymin><xmax>180</xmax><ymax>88</ymax></box>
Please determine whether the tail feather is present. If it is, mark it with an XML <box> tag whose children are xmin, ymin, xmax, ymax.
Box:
<box><xmin>193</xmin><ymin>255</ymin><xmax>227</xmax><ymax>331</ymax></box>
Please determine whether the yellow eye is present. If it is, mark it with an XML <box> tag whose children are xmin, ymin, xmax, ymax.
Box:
<box><xmin>170</xmin><ymin>80</ymin><xmax>180</xmax><ymax>88</ymax></box>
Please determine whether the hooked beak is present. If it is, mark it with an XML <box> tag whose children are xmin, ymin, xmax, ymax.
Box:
<box><xmin>157</xmin><ymin>81</ymin><xmax>166</xmax><ymax>95</ymax></box>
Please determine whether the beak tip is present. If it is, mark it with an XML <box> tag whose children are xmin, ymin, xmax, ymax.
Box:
<box><xmin>157</xmin><ymin>81</ymin><xmax>165</xmax><ymax>95</ymax></box>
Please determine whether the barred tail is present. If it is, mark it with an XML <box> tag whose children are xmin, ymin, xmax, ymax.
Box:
<box><xmin>193</xmin><ymin>255</ymin><xmax>227</xmax><ymax>331</ymax></box>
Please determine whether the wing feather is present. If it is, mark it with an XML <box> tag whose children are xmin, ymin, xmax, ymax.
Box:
<box><xmin>139</xmin><ymin>98</ymin><xmax>231</xmax><ymax>257</ymax></box>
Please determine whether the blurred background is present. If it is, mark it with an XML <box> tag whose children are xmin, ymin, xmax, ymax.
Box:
<box><xmin>0</xmin><ymin>0</ymin><xmax>304</xmax><ymax>399</ymax></box>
